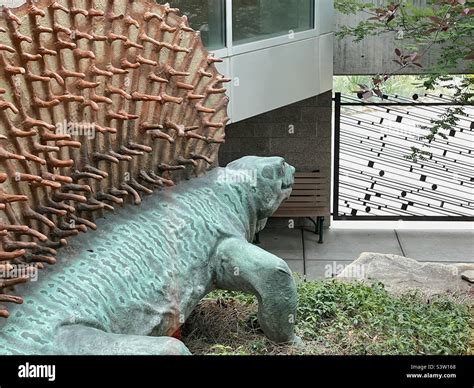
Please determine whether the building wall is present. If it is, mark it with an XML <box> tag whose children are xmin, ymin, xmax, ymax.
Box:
<box><xmin>219</xmin><ymin>90</ymin><xmax>333</xmax><ymax>225</ymax></box>
<box><xmin>219</xmin><ymin>32</ymin><xmax>334</xmax><ymax>123</ymax></box>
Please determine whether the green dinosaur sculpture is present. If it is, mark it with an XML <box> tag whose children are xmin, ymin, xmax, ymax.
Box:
<box><xmin>0</xmin><ymin>156</ymin><xmax>298</xmax><ymax>355</ymax></box>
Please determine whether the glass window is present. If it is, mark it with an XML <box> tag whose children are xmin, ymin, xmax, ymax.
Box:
<box><xmin>232</xmin><ymin>0</ymin><xmax>314</xmax><ymax>44</ymax></box>
<box><xmin>169</xmin><ymin>0</ymin><xmax>226</xmax><ymax>50</ymax></box>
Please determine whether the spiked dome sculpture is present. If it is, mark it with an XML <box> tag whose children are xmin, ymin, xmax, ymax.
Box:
<box><xmin>0</xmin><ymin>0</ymin><xmax>229</xmax><ymax>318</ymax></box>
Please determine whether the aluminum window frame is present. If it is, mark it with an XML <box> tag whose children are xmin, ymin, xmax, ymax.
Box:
<box><xmin>210</xmin><ymin>0</ymin><xmax>318</xmax><ymax>59</ymax></box>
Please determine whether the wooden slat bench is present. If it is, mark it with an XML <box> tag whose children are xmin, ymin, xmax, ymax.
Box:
<box><xmin>263</xmin><ymin>172</ymin><xmax>329</xmax><ymax>244</ymax></box>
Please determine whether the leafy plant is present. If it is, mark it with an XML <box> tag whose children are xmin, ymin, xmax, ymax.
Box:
<box><xmin>183</xmin><ymin>279</ymin><xmax>472</xmax><ymax>355</ymax></box>
<box><xmin>294</xmin><ymin>279</ymin><xmax>471</xmax><ymax>355</ymax></box>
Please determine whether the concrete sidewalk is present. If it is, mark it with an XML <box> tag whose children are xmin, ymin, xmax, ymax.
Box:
<box><xmin>258</xmin><ymin>228</ymin><xmax>474</xmax><ymax>280</ymax></box>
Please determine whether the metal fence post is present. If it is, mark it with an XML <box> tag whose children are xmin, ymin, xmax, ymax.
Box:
<box><xmin>333</xmin><ymin>92</ymin><xmax>341</xmax><ymax>221</ymax></box>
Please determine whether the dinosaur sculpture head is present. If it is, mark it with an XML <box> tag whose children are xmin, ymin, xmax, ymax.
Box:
<box><xmin>227</xmin><ymin>156</ymin><xmax>295</xmax><ymax>220</ymax></box>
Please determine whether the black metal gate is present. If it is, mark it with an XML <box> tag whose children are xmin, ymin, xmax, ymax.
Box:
<box><xmin>333</xmin><ymin>92</ymin><xmax>474</xmax><ymax>221</ymax></box>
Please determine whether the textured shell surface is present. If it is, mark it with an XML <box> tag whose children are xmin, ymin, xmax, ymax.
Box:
<box><xmin>0</xmin><ymin>0</ymin><xmax>229</xmax><ymax>318</ymax></box>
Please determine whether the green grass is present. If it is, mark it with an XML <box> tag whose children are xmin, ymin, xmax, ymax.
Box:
<box><xmin>182</xmin><ymin>279</ymin><xmax>471</xmax><ymax>355</ymax></box>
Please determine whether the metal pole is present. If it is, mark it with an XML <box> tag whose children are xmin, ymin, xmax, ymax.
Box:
<box><xmin>333</xmin><ymin>92</ymin><xmax>342</xmax><ymax>220</ymax></box>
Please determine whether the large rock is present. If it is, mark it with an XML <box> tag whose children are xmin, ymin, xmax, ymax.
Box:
<box><xmin>337</xmin><ymin>252</ymin><xmax>474</xmax><ymax>296</ymax></box>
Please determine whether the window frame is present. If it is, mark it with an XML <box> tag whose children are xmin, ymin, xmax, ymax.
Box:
<box><xmin>210</xmin><ymin>0</ymin><xmax>318</xmax><ymax>59</ymax></box>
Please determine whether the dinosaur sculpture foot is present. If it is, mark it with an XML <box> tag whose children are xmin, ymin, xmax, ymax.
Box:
<box><xmin>215</xmin><ymin>238</ymin><xmax>298</xmax><ymax>344</ymax></box>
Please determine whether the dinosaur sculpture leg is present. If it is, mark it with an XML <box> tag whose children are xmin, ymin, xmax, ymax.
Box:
<box><xmin>55</xmin><ymin>325</ymin><xmax>191</xmax><ymax>355</ymax></box>
<box><xmin>215</xmin><ymin>238</ymin><xmax>300</xmax><ymax>344</ymax></box>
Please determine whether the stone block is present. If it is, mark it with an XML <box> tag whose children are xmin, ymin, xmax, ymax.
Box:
<box><xmin>338</xmin><ymin>252</ymin><xmax>474</xmax><ymax>296</ymax></box>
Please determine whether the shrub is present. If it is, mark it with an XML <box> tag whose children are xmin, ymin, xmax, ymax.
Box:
<box><xmin>183</xmin><ymin>279</ymin><xmax>471</xmax><ymax>355</ymax></box>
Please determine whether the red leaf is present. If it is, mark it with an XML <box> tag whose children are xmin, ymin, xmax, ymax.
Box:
<box><xmin>362</xmin><ymin>90</ymin><xmax>373</xmax><ymax>99</ymax></box>
<box><xmin>395</xmin><ymin>48</ymin><xmax>402</xmax><ymax>57</ymax></box>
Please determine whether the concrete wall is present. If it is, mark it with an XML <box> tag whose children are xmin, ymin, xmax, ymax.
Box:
<box><xmin>334</xmin><ymin>0</ymin><xmax>453</xmax><ymax>75</ymax></box>
<box><xmin>219</xmin><ymin>90</ymin><xmax>333</xmax><ymax>224</ymax></box>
